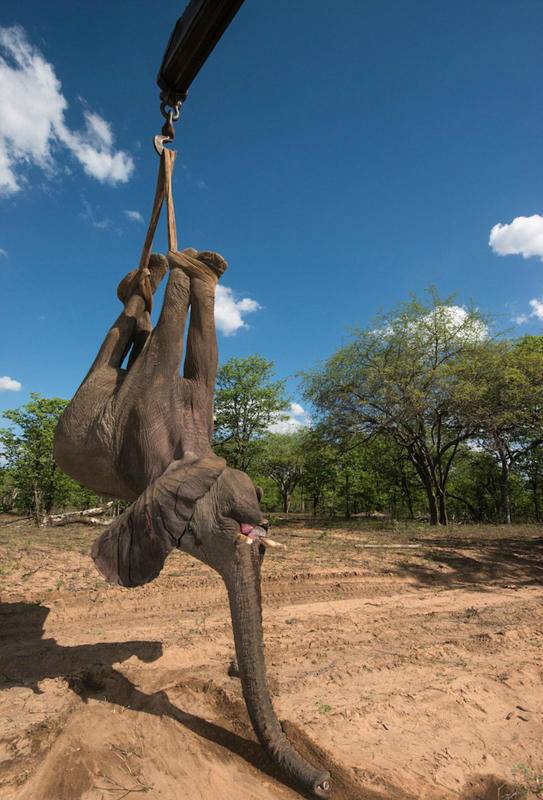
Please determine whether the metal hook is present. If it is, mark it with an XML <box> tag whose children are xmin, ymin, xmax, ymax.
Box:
<box><xmin>154</xmin><ymin>111</ymin><xmax>174</xmax><ymax>156</ymax></box>
<box><xmin>154</xmin><ymin>102</ymin><xmax>182</xmax><ymax>156</ymax></box>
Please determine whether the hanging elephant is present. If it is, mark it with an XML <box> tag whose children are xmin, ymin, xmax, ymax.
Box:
<box><xmin>54</xmin><ymin>243</ymin><xmax>331</xmax><ymax>799</ymax></box>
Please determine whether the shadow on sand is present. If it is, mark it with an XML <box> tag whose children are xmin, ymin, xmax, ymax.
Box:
<box><xmin>0</xmin><ymin>600</ymin><xmax>394</xmax><ymax>800</ymax></box>
<box><xmin>391</xmin><ymin>535</ymin><xmax>543</xmax><ymax>591</ymax></box>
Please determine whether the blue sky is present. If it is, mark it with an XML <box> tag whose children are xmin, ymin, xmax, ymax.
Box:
<box><xmin>1</xmin><ymin>0</ymin><xmax>543</xmax><ymax>420</ymax></box>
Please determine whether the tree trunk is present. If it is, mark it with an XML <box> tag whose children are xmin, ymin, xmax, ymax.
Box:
<box><xmin>401</xmin><ymin>474</ymin><xmax>414</xmax><ymax>519</ymax></box>
<box><xmin>498</xmin><ymin>453</ymin><xmax>512</xmax><ymax>524</ymax></box>
<box><xmin>416</xmin><ymin>467</ymin><xmax>438</xmax><ymax>525</ymax></box>
<box><xmin>437</xmin><ymin>491</ymin><xmax>448</xmax><ymax>526</ymax></box>
<box><xmin>344</xmin><ymin>470</ymin><xmax>351</xmax><ymax>519</ymax></box>
<box><xmin>42</xmin><ymin>502</ymin><xmax>115</xmax><ymax>527</ymax></box>
<box><xmin>410</xmin><ymin>453</ymin><xmax>439</xmax><ymax>525</ymax></box>
<box><xmin>532</xmin><ymin>476</ymin><xmax>541</xmax><ymax>522</ymax></box>
<box><xmin>32</xmin><ymin>483</ymin><xmax>42</xmax><ymax>526</ymax></box>
<box><xmin>426</xmin><ymin>489</ymin><xmax>439</xmax><ymax>524</ymax></box>
<box><xmin>225</xmin><ymin>545</ymin><xmax>330</xmax><ymax>798</ymax></box>
<box><xmin>282</xmin><ymin>490</ymin><xmax>290</xmax><ymax>514</ymax></box>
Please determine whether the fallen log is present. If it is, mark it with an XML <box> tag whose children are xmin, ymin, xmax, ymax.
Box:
<box><xmin>74</xmin><ymin>516</ymin><xmax>111</xmax><ymax>527</ymax></box>
<box><xmin>41</xmin><ymin>502</ymin><xmax>114</xmax><ymax>528</ymax></box>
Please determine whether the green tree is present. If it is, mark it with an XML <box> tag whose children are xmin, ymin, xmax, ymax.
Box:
<box><xmin>519</xmin><ymin>446</ymin><xmax>543</xmax><ymax>522</ymax></box>
<box><xmin>454</xmin><ymin>336</ymin><xmax>543</xmax><ymax>523</ymax></box>
<box><xmin>299</xmin><ymin>429</ymin><xmax>422</xmax><ymax>519</ymax></box>
<box><xmin>303</xmin><ymin>291</ymin><xmax>487</xmax><ymax>525</ymax></box>
<box><xmin>358</xmin><ymin>434</ymin><xmax>424</xmax><ymax>520</ymax></box>
<box><xmin>324</xmin><ymin>440</ymin><xmax>382</xmax><ymax>519</ymax></box>
<box><xmin>258</xmin><ymin>432</ymin><xmax>305</xmax><ymax>513</ymax></box>
<box><xmin>0</xmin><ymin>393</ymin><xmax>99</xmax><ymax>523</ymax></box>
<box><xmin>0</xmin><ymin>465</ymin><xmax>17</xmax><ymax>512</ymax></box>
<box><xmin>446</xmin><ymin>446</ymin><xmax>502</xmax><ymax>522</ymax></box>
<box><xmin>298</xmin><ymin>429</ymin><xmax>338</xmax><ymax>515</ymax></box>
<box><xmin>214</xmin><ymin>356</ymin><xmax>289</xmax><ymax>471</ymax></box>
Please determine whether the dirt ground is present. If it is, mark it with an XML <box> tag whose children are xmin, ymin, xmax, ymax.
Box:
<box><xmin>0</xmin><ymin>516</ymin><xmax>542</xmax><ymax>800</ymax></box>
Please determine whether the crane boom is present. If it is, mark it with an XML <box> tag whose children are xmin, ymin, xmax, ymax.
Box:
<box><xmin>157</xmin><ymin>0</ymin><xmax>245</xmax><ymax>106</ymax></box>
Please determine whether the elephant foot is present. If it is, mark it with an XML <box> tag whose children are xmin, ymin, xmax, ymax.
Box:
<box><xmin>197</xmin><ymin>250</ymin><xmax>228</xmax><ymax>278</ymax></box>
<box><xmin>117</xmin><ymin>253</ymin><xmax>168</xmax><ymax>305</ymax></box>
<box><xmin>168</xmin><ymin>248</ymin><xmax>228</xmax><ymax>281</ymax></box>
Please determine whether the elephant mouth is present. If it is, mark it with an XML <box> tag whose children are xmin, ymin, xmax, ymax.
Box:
<box><xmin>236</xmin><ymin>524</ymin><xmax>286</xmax><ymax>550</ymax></box>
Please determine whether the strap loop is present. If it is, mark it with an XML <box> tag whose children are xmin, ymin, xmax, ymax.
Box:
<box><xmin>137</xmin><ymin>149</ymin><xmax>178</xmax><ymax>311</ymax></box>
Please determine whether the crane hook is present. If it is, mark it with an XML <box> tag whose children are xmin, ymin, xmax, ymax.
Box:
<box><xmin>154</xmin><ymin>101</ymin><xmax>182</xmax><ymax>156</ymax></box>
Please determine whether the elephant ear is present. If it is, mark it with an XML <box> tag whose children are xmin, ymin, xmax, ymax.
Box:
<box><xmin>91</xmin><ymin>455</ymin><xmax>226</xmax><ymax>588</ymax></box>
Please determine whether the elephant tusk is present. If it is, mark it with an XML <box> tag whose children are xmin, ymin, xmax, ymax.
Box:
<box><xmin>235</xmin><ymin>532</ymin><xmax>286</xmax><ymax>550</ymax></box>
<box><xmin>261</xmin><ymin>537</ymin><xmax>287</xmax><ymax>549</ymax></box>
<box><xmin>235</xmin><ymin>532</ymin><xmax>253</xmax><ymax>545</ymax></box>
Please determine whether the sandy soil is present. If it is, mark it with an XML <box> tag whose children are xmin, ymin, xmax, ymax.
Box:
<box><xmin>0</xmin><ymin>517</ymin><xmax>542</xmax><ymax>800</ymax></box>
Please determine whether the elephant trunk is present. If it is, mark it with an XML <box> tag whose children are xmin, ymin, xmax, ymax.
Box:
<box><xmin>224</xmin><ymin>543</ymin><xmax>331</xmax><ymax>798</ymax></box>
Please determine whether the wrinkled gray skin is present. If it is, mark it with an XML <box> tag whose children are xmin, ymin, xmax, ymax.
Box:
<box><xmin>54</xmin><ymin>249</ymin><xmax>330</xmax><ymax>798</ymax></box>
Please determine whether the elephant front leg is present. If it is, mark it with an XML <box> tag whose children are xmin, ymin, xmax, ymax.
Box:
<box><xmin>53</xmin><ymin>255</ymin><xmax>168</xmax><ymax>496</ymax></box>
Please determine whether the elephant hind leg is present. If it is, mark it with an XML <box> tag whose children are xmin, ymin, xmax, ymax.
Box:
<box><xmin>89</xmin><ymin>255</ymin><xmax>168</xmax><ymax>373</ymax></box>
<box><xmin>128</xmin><ymin>261</ymin><xmax>191</xmax><ymax>381</ymax></box>
<box><xmin>183</xmin><ymin>269</ymin><xmax>219</xmax><ymax>390</ymax></box>
<box><xmin>90</xmin><ymin>297</ymin><xmax>144</xmax><ymax>372</ymax></box>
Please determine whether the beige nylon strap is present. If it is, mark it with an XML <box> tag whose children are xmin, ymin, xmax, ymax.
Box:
<box><xmin>163</xmin><ymin>149</ymin><xmax>177</xmax><ymax>252</ymax></box>
<box><xmin>137</xmin><ymin>148</ymin><xmax>177</xmax><ymax>311</ymax></box>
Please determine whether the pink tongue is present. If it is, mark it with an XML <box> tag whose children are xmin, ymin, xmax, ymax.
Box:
<box><xmin>240</xmin><ymin>523</ymin><xmax>254</xmax><ymax>535</ymax></box>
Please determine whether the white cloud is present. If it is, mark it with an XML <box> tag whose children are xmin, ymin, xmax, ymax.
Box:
<box><xmin>269</xmin><ymin>402</ymin><xmax>311</xmax><ymax>434</ymax></box>
<box><xmin>124</xmin><ymin>209</ymin><xmax>143</xmax><ymax>223</ymax></box>
<box><xmin>406</xmin><ymin>305</ymin><xmax>487</xmax><ymax>342</ymax></box>
<box><xmin>511</xmin><ymin>296</ymin><xmax>543</xmax><ymax>325</ymax></box>
<box><xmin>432</xmin><ymin>305</ymin><xmax>487</xmax><ymax>341</ymax></box>
<box><xmin>214</xmin><ymin>285</ymin><xmax>261</xmax><ymax>335</ymax></box>
<box><xmin>377</xmin><ymin>304</ymin><xmax>486</xmax><ymax>343</ymax></box>
<box><xmin>0</xmin><ymin>248</ymin><xmax>6</xmax><ymax>257</ymax></box>
<box><xmin>529</xmin><ymin>297</ymin><xmax>543</xmax><ymax>321</ymax></box>
<box><xmin>489</xmin><ymin>214</ymin><xmax>543</xmax><ymax>261</ymax></box>
<box><xmin>0</xmin><ymin>26</ymin><xmax>133</xmax><ymax>195</ymax></box>
<box><xmin>0</xmin><ymin>375</ymin><xmax>21</xmax><ymax>391</ymax></box>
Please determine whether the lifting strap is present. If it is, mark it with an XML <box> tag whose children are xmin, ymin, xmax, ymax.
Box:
<box><xmin>136</xmin><ymin>148</ymin><xmax>177</xmax><ymax>311</ymax></box>
<box><xmin>137</xmin><ymin>0</ymin><xmax>244</xmax><ymax>309</ymax></box>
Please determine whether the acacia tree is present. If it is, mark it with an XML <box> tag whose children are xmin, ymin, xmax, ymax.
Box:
<box><xmin>214</xmin><ymin>355</ymin><xmax>289</xmax><ymax>471</ymax></box>
<box><xmin>303</xmin><ymin>292</ymin><xmax>486</xmax><ymax>525</ymax></box>
<box><xmin>454</xmin><ymin>336</ymin><xmax>543</xmax><ymax>523</ymax></box>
